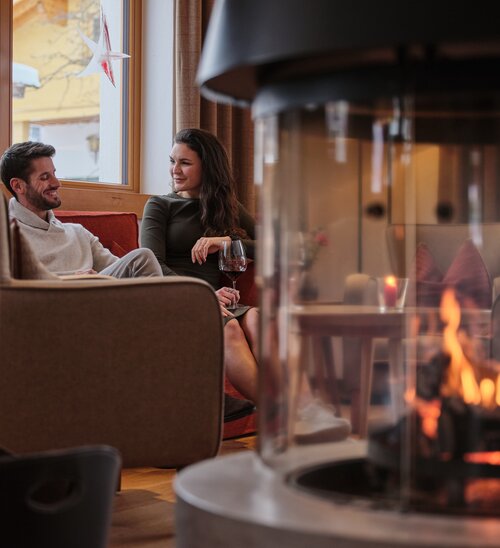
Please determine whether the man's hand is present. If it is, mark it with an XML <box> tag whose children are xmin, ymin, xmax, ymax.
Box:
<box><xmin>74</xmin><ymin>268</ymin><xmax>98</xmax><ymax>275</ymax></box>
<box><xmin>191</xmin><ymin>236</ymin><xmax>230</xmax><ymax>264</ymax></box>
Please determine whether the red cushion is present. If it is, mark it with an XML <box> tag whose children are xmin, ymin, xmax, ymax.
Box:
<box><xmin>411</xmin><ymin>239</ymin><xmax>491</xmax><ymax>309</ymax></box>
<box><xmin>223</xmin><ymin>377</ymin><xmax>257</xmax><ymax>440</ymax></box>
<box><xmin>409</xmin><ymin>243</ymin><xmax>444</xmax><ymax>307</ymax></box>
<box><xmin>55</xmin><ymin>211</ymin><xmax>139</xmax><ymax>254</ymax></box>
<box><xmin>443</xmin><ymin>239</ymin><xmax>492</xmax><ymax>309</ymax></box>
<box><xmin>414</xmin><ymin>243</ymin><xmax>442</xmax><ymax>283</ymax></box>
<box><xmin>222</xmin><ymin>411</ymin><xmax>257</xmax><ymax>440</ymax></box>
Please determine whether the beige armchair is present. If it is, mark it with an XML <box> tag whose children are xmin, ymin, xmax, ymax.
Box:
<box><xmin>0</xmin><ymin>195</ymin><xmax>224</xmax><ymax>468</ymax></box>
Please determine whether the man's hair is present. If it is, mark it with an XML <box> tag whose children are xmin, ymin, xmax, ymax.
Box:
<box><xmin>0</xmin><ymin>141</ymin><xmax>55</xmax><ymax>197</ymax></box>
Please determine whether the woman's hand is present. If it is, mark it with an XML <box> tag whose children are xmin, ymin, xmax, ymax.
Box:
<box><xmin>191</xmin><ymin>236</ymin><xmax>230</xmax><ymax>264</ymax></box>
<box><xmin>216</xmin><ymin>286</ymin><xmax>240</xmax><ymax>308</ymax></box>
<box><xmin>220</xmin><ymin>305</ymin><xmax>235</xmax><ymax>318</ymax></box>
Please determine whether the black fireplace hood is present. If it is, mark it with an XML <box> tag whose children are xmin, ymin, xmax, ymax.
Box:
<box><xmin>197</xmin><ymin>0</ymin><xmax>500</xmax><ymax>119</ymax></box>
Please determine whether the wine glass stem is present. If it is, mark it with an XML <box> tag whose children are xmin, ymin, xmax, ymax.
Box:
<box><xmin>232</xmin><ymin>281</ymin><xmax>237</xmax><ymax>291</ymax></box>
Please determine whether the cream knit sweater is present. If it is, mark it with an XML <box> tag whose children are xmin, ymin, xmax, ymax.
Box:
<box><xmin>9</xmin><ymin>198</ymin><xmax>117</xmax><ymax>275</ymax></box>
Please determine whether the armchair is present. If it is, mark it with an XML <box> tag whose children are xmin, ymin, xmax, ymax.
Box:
<box><xmin>0</xmin><ymin>195</ymin><xmax>224</xmax><ymax>468</ymax></box>
<box><xmin>54</xmin><ymin>208</ymin><xmax>258</xmax><ymax>440</ymax></box>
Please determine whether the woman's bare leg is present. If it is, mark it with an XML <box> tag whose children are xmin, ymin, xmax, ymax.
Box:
<box><xmin>224</xmin><ymin>318</ymin><xmax>259</xmax><ymax>403</ymax></box>
<box><xmin>239</xmin><ymin>307</ymin><xmax>259</xmax><ymax>358</ymax></box>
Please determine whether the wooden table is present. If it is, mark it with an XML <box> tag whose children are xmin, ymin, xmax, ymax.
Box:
<box><xmin>292</xmin><ymin>304</ymin><xmax>491</xmax><ymax>437</ymax></box>
<box><xmin>292</xmin><ymin>304</ymin><xmax>409</xmax><ymax>437</ymax></box>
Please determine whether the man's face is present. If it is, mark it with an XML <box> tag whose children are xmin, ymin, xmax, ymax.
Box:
<box><xmin>17</xmin><ymin>156</ymin><xmax>61</xmax><ymax>215</ymax></box>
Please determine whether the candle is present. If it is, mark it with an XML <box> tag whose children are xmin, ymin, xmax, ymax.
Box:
<box><xmin>384</xmin><ymin>275</ymin><xmax>397</xmax><ymax>308</ymax></box>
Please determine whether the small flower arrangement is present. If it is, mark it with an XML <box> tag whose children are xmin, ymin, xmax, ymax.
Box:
<box><xmin>299</xmin><ymin>227</ymin><xmax>329</xmax><ymax>270</ymax></box>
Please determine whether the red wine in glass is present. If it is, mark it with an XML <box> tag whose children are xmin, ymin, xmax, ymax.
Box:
<box><xmin>219</xmin><ymin>239</ymin><xmax>247</xmax><ymax>309</ymax></box>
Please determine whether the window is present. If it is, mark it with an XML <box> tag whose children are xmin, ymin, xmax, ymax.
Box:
<box><xmin>12</xmin><ymin>0</ymin><xmax>136</xmax><ymax>186</ymax></box>
<box><xmin>2</xmin><ymin>0</ymin><xmax>174</xmax><ymax>213</ymax></box>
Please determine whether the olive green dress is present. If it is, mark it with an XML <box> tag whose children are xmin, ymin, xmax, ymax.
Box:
<box><xmin>141</xmin><ymin>192</ymin><xmax>256</xmax><ymax>322</ymax></box>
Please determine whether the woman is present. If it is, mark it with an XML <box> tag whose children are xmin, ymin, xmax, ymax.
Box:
<box><xmin>141</xmin><ymin>128</ymin><xmax>258</xmax><ymax>404</ymax></box>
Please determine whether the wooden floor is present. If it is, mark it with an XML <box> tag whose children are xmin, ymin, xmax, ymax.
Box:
<box><xmin>107</xmin><ymin>394</ymin><xmax>391</xmax><ymax>547</ymax></box>
<box><xmin>108</xmin><ymin>435</ymin><xmax>257</xmax><ymax>548</ymax></box>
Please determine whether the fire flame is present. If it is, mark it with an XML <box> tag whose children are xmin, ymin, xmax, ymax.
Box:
<box><xmin>440</xmin><ymin>289</ymin><xmax>498</xmax><ymax>408</ymax></box>
<box><xmin>414</xmin><ymin>288</ymin><xmax>500</xmax><ymax>444</ymax></box>
<box><xmin>415</xmin><ymin>398</ymin><xmax>441</xmax><ymax>439</ymax></box>
<box><xmin>465</xmin><ymin>452</ymin><xmax>500</xmax><ymax>465</ymax></box>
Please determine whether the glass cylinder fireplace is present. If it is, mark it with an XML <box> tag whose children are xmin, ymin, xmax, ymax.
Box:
<box><xmin>197</xmin><ymin>0</ymin><xmax>500</xmax><ymax>518</ymax></box>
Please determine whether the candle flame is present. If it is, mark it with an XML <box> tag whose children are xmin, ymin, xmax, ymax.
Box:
<box><xmin>385</xmin><ymin>275</ymin><xmax>397</xmax><ymax>288</ymax></box>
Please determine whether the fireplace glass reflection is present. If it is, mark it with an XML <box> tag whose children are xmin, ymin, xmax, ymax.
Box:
<box><xmin>255</xmin><ymin>88</ymin><xmax>500</xmax><ymax>515</ymax></box>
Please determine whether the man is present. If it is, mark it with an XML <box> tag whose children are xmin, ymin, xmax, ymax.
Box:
<box><xmin>1</xmin><ymin>141</ymin><xmax>162</xmax><ymax>278</ymax></box>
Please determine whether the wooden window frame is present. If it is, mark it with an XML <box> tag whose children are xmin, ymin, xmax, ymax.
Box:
<box><xmin>1</xmin><ymin>0</ymin><xmax>150</xmax><ymax>216</ymax></box>
<box><xmin>0</xmin><ymin>2</ymin><xmax>12</xmax><ymax>161</ymax></box>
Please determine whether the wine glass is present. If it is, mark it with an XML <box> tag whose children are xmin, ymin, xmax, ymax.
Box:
<box><xmin>218</xmin><ymin>239</ymin><xmax>247</xmax><ymax>309</ymax></box>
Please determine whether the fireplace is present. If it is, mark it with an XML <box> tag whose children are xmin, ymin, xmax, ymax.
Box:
<box><xmin>176</xmin><ymin>1</ymin><xmax>500</xmax><ymax>545</ymax></box>
<box><xmin>291</xmin><ymin>289</ymin><xmax>500</xmax><ymax>517</ymax></box>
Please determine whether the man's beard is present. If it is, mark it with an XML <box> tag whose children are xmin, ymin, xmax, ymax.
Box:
<box><xmin>25</xmin><ymin>185</ymin><xmax>61</xmax><ymax>210</ymax></box>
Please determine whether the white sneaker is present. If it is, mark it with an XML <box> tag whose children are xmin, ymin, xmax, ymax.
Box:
<box><xmin>294</xmin><ymin>400</ymin><xmax>351</xmax><ymax>444</ymax></box>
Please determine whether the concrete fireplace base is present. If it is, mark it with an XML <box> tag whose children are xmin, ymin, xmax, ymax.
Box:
<box><xmin>175</xmin><ymin>441</ymin><xmax>500</xmax><ymax>548</ymax></box>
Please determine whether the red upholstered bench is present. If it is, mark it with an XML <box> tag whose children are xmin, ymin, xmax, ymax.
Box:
<box><xmin>220</xmin><ymin>261</ymin><xmax>257</xmax><ymax>439</ymax></box>
<box><xmin>54</xmin><ymin>211</ymin><xmax>140</xmax><ymax>257</ymax></box>
<box><xmin>55</xmin><ymin>210</ymin><xmax>257</xmax><ymax>440</ymax></box>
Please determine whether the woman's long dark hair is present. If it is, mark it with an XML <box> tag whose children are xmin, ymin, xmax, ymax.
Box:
<box><xmin>173</xmin><ymin>128</ymin><xmax>246</xmax><ymax>238</ymax></box>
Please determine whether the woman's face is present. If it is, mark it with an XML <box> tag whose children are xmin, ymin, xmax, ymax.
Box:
<box><xmin>170</xmin><ymin>143</ymin><xmax>202</xmax><ymax>198</ymax></box>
